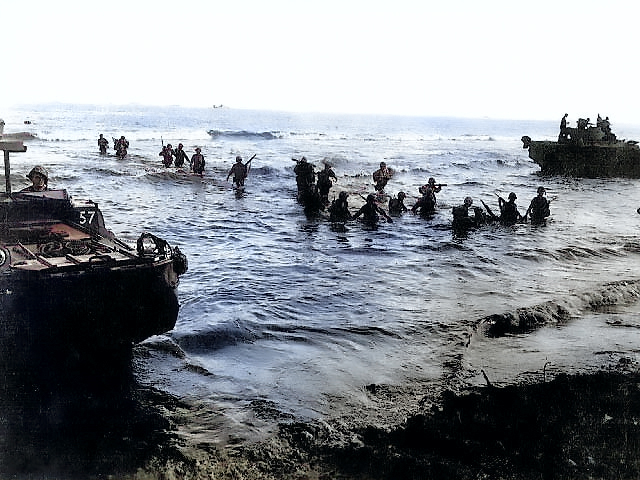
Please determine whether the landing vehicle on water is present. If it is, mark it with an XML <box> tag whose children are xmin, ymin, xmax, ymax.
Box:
<box><xmin>0</xmin><ymin>141</ymin><xmax>188</xmax><ymax>369</ymax></box>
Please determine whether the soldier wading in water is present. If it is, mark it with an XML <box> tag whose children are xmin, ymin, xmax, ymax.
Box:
<box><xmin>227</xmin><ymin>155</ymin><xmax>253</xmax><ymax>189</ymax></box>
<box><xmin>293</xmin><ymin>157</ymin><xmax>322</xmax><ymax>211</ymax></box>
<box><xmin>388</xmin><ymin>191</ymin><xmax>408</xmax><ymax>215</ymax></box>
<box><xmin>496</xmin><ymin>192</ymin><xmax>521</xmax><ymax>224</ymax></box>
<box><xmin>372</xmin><ymin>162</ymin><xmax>393</xmax><ymax>193</ymax></box>
<box><xmin>525</xmin><ymin>187</ymin><xmax>551</xmax><ymax>224</ymax></box>
<box><xmin>191</xmin><ymin>147</ymin><xmax>205</xmax><ymax>175</ymax></box>
<box><xmin>353</xmin><ymin>194</ymin><xmax>393</xmax><ymax>226</ymax></box>
<box><xmin>328</xmin><ymin>191</ymin><xmax>352</xmax><ymax>222</ymax></box>
<box><xmin>316</xmin><ymin>163</ymin><xmax>338</xmax><ymax>205</ymax></box>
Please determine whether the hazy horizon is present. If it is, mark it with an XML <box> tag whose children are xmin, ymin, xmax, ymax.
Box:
<box><xmin>3</xmin><ymin>0</ymin><xmax>640</xmax><ymax>124</ymax></box>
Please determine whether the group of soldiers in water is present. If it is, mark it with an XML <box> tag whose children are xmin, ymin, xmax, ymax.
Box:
<box><xmin>98</xmin><ymin>133</ymin><xmax>257</xmax><ymax>184</ymax></box>
<box><xmin>96</xmin><ymin>133</ymin><xmax>552</xmax><ymax>227</ymax></box>
<box><xmin>98</xmin><ymin>133</ymin><xmax>207</xmax><ymax>175</ymax></box>
<box><xmin>98</xmin><ymin>134</ymin><xmax>130</xmax><ymax>159</ymax></box>
<box><xmin>294</xmin><ymin>158</ymin><xmax>552</xmax><ymax>229</ymax></box>
<box><xmin>450</xmin><ymin>187</ymin><xmax>552</xmax><ymax>230</ymax></box>
<box><xmin>158</xmin><ymin>143</ymin><xmax>206</xmax><ymax>175</ymax></box>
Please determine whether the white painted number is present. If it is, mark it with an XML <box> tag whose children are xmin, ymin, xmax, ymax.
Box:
<box><xmin>79</xmin><ymin>210</ymin><xmax>96</xmax><ymax>225</ymax></box>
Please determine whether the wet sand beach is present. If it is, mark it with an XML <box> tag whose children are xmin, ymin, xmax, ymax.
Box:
<box><xmin>138</xmin><ymin>366</ymin><xmax>639</xmax><ymax>480</ymax></box>
<box><xmin>5</xmin><ymin>361</ymin><xmax>640</xmax><ymax>480</ymax></box>
<box><xmin>4</xmin><ymin>349</ymin><xmax>638</xmax><ymax>479</ymax></box>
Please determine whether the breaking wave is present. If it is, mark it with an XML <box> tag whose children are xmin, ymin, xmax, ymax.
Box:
<box><xmin>478</xmin><ymin>280</ymin><xmax>640</xmax><ymax>337</ymax></box>
<box><xmin>207</xmin><ymin>129</ymin><xmax>283</xmax><ymax>140</ymax></box>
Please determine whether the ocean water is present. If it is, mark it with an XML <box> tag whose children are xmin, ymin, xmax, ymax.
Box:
<box><xmin>4</xmin><ymin>104</ymin><xmax>640</xmax><ymax>442</ymax></box>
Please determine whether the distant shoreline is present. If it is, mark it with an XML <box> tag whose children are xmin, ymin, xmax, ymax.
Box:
<box><xmin>0</xmin><ymin>132</ymin><xmax>38</xmax><ymax>141</ymax></box>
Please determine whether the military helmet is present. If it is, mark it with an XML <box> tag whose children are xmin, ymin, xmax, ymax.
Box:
<box><xmin>428</xmin><ymin>177</ymin><xmax>436</xmax><ymax>184</ymax></box>
<box><xmin>464</xmin><ymin>196</ymin><xmax>473</xmax><ymax>207</ymax></box>
<box><xmin>398</xmin><ymin>191</ymin><xmax>406</xmax><ymax>199</ymax></box>
<box><xmin>537</xmin><ymin>186</ymin><xmax>546</xmax><ymax>194</ymax></box>
<box><xmin>367</xmin><ymin>193</ymin><xmax>376</xmax><ymax>202</ymax></box>
<box><xmin>236</xmin><ymin>155</ymin><xmax>242</xmax><ymax>162</ymax></box>
<box><xmin>27</xmin><ymin>165</ymin><xmax>48</xmax><ymax>182</ymax></box>
<box><xmin>508</xmin><ymin>192</ymin><xmax>517</xmax><ymax>200</ymax></box>
<box><xmin>339</xmin><ymin>191</ymin><xmax>349</xmax><ymax>199</ymax></box>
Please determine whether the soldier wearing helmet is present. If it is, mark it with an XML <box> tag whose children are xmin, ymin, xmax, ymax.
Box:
<box><xmin>227</xmin><ymin>155</ymin><xmax>249</xmax><ymax>188</ymax></box>
<box><xmin>525</xmin><ymin>186</ymin><xmax>551</xmax><ymax>224</ymax></box>
<box><xmin>22</xmin><ymin>166</ymin><xmax>49</xmax><ymax>192</ymax></box>
<box><xmin>388</xmin><ymin>191</ymin><xmax>408</xmax><ymax>215</ymax></box>
<box><xmin>452</xmin><ymin>196</ymin><xmax>472</xmax><ymax>217</ymax></box>
<box><xmin>353</xmin><ymin>193</ymin><xmax>393</xmax><ymax>225</ymax></box>
<box><xmin>191</xmin><ymin>147</ymin><xmax>205</xmax><ymax>175</ymax></box>
<box><xmin>412</xmin><ymin>185</ymin><xmax>437</xmax><ymax>217</ymax></box>
<box><xmin>419</xmin><ymin>177</ymin><xmax>443</xmax><ymax>196</ymax></box>
<box><xmin>114</xmin><ymin>135</ymin><xmax>129</xmax><ymax>158</ymax></box>
<box><xmin>294</xmin><ymin>156</ymin><xmax>315</xmax><ymax>192</ymax></box>
<box><xmin>159</xmin><ymin>143</ymin><xmax>174</xmax><ymax>167</ymax></box>
<box><xmin>328</xmin><ymin>191</ymin><xmax>352</xmax><ymax>222</ymax></box>
<box><xmin>498</xmin><ymin>192</ymin><xmax>522</xmax><ymax>224</ymax></box>
<box><xmin>372</xmin><ymin>161</ymin><xmax>393</xmax><ymax>192</ymax></box>
<box><xmin>452</xmin><ymin>196</ymin><xmax>493</xmax><ymax>230</ymax></box>
<box><xmin>98</xmin><ymin>133</ymin><xmax>109</xmax><ymax>154</ymax></box>
<box><xmin>174</xmin><ymin>143</ymin><xmax>189</xmax><ymax>168</ymax></box>
<box><xmin>317</xmin><ymin>163</ymin><xmax>338</xmax><ymax>205</ymax></box>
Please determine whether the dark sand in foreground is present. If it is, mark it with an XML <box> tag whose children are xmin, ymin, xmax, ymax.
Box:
<box><xmin>3</xmin><ymin>358</ymin><xmax>639</xmax><ymax>480</ymax></box>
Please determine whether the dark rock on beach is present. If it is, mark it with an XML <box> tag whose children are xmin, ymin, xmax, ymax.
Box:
<box><xmin>122</xmin><ymin>366</ymin><xmax>640</xmax><ymax>480</ymax></box>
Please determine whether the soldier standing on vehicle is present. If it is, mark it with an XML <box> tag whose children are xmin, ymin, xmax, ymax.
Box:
<box><xmin>21</xmin><ymin>166</ymin><xmax>49</xmax><ymax>192</ymax></box>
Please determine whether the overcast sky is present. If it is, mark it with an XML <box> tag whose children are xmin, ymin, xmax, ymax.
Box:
<box><xmin>2</xmin><ymin>0</ymin><xmax>639</xmax><ymax>123</ymax></box>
